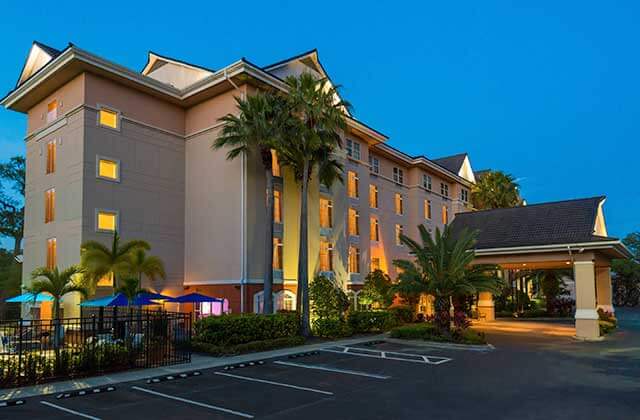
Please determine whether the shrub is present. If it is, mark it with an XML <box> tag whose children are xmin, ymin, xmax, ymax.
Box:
<box><xmin>194</xmin><ymin>312</ymin><xmax>298</xmax><ymax>346</ymax></box>
<box><xmin>453</xmin><ymin>311</ymin><xmax>471</xmax><ymax>329</ymax></box>
<box><xmin>193</xmin><ymin>336</ymin><xmax>305</xmax><ymax>356</ymax></box>
<box><xmin>347</xmin><ymin>310</ymin><xmax>399</xmax><ymax>334</ymax></box>
<box><xmin>521</xmin><ymin>308</ymin><xmax>548</xmax><ymax>318</ymax></box>
<box><xmin>389</xmin><ymin>323</ymin><xmax>438</xmax><ymax>340</ymax></box>
<box><xmin>310</xmin><ymin>275</ymin><xmax>350</xmax><ymax>320</ymax></box>
<box><xmin>389</xmin><ymin>323</ymin><xmax>486</xmax><ymax>345</ymax></box>
<box><xmin>359</xmin><ymin>270</ymin><xmax>394</xmax><ymax>308</ymax></box>
<box><xmin>312</xmin><ymin>318</ymin><xmax>353</xmax><ymax>338</ymax></box>
<box><xmin>597</xmin><ymin>308</ymin><xmax>617</xmax><ymax>325</ymax></box>
<box><xmin>388</xmin><ymin>305</ymin><xmax>414</xmax><ymax>324</ymax></box>
<box><xmin>599</xmin><ymin>320</ymin><xmax>616</xmax><ymax>336</ymax></box>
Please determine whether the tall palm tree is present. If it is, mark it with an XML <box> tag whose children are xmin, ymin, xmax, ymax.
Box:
<box><xmin>471</xmin><ymin>170</ymin><xmax>523</xmax><ymax>210</ymax></box>
<box><xmin>393</xmin><ymin>225</ymin><xmax>501</xmax><ymax>334</ymax></box>
<box><xmin>117</xmin><ymin>277</ymin><xmax>149</xmax><ymax>305</ymax></box>
<box><xmin>213</xmin><ymin>92</ymin><xmax>286</xmax><ymax>314</ymax></box>
<box><xmin>127</xmin><ymin>249</ymin><xmax>166</xmax><ymax>287</ymax></box>
<box><xmin>276</xmin><ymin>73</ymin><xmax>350</xmax><ymax>336</ymax></box>
<box><xmin>80</xmin><ymin>231</ymin><xmax>149</xmax><ymax>291</ymax></box>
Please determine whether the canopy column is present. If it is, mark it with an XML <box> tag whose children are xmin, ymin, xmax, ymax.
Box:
<box><xmin>477</xmin><ymin>292</ymin><xmax>495</xmax><ymax>321</ymax></box>
<box><xmin>596</xmin><ymin>266</ymin><xmax>614</xmax><ymax>314</ymax></box>
<box><xmin>573</xmin><ymin>260</ymin><xmax>600</xmax><ymax>340</ymax></box>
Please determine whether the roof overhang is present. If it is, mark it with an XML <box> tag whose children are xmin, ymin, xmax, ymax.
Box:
<box><xmin>474</xmin><ymin>240</ymin><xmax>633</xmax><ymax>260</ymax></box>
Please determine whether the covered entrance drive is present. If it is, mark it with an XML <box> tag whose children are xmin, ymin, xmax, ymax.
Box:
<box><xmin>451</xmin><ymin>196</ymin><xmax>632</xmax><ymax>340</ymax></box>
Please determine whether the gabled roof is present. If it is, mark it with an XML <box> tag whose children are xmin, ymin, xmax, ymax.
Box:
<box><xmin>16</xmin><ymin>41</ymin><xmax>63</xmax><ymax>87</ymax></box>
<box><xmin>33</xmin><ymin>41</ymin><xmax>61</xmax><ymax>58</ymax></box>
<box><xmin>450</xmin><ymin>196</ymin><xmax>616</xmax><ymax>250</ymax></box>
<box><xmin>433</xmin><ymin>153</ymin><xmax>468</xmax><ymax>174</ymax></box>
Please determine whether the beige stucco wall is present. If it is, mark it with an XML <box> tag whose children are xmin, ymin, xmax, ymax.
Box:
<box><xmin>27</xmin><ymin>74</ymin><xmax>86</xmax><ymax>135</ymax></box>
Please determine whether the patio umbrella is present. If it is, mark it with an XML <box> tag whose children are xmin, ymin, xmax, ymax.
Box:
<box><xmin>79</xmin><ymin>293</ymin><xmax>159</xmax><ymax>307</ymax></box>
<box><xmin>6</xmin><ymin>292</ymin><xmax>54</xmax><ymax>303</ymax></box>
<box><xmin>170</xmin><ymin>293</ymin><xmax>229</xmax><ymax>317</ymax></box>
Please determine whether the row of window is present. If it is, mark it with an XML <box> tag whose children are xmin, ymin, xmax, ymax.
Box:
<box><xmin>47</xmin><ymin>99</ymin><xmax>119</xmax><ymax>129</ymax></box>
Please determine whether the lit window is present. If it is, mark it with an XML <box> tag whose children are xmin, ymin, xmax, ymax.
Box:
<box><xmin>277</xmin><ymin>291</ymin><xmax>295</xmax><ymax>311</ymax></box>
<box><xmin>442</xmin><ymin>206</ymin><xmax>449</xmax><ymax>225</ymax></box>
<box><xmin>319</xmin><ymin>239</ymin><xmax>334</xmax><ymax>272</ymax></box>
<box><xmin>422</xmin><ymin>174</ymin><xmax>432</xmax><ymax>190</ymax></box>
<box><xmin>440</xmin><ymin>183</ymin><xmax>449</xmax><ymax>197</ymax></box>
<box><xmin>346</xmin><ymin>139</ymin><xmax>361</xmax><ymax>160</ymax></box>
<box><xmin>46</xmin><ymin>238</ymin><xmax>57</xmax><ymax>269</ymax></box>
<box><xmin>348</xmin><ymin>208</ymin><xmax>359</xmax><ymax>236</ymax></box>
<box><xmin>97</xmin><ymin>158</ymin><xmax>119</xmax><ymax>181</ymax></box>
<box><xmin>271</xmin><ymin>149</ymin><xmax>281</xmax><ymax>177</ymax></box>
<box><xmin>348</xmin><ymin>171</ymin><xmax>359</xmax><ymax>198</ymax></box>
<box><xmin>273</xmin><ymin>238</ymin><xmax>283</xmax><ymax>270</ymax></box>
<box><xmin>46</xmin><ymin>141</ymin><xmax>56</xmax><ymax>174</ymax></box>
<box><xmin>460</xmin><ymin>188</ymin><xmax>469</xmax><ymax>202</ymax></box>
<box><xmin>97</xmin><ymin>272</ymin><xmax>114</xmax><ymax>287</ymax></box>
<box><xmin>395</xmin><ymin>193</ymin><xmax>403</xmax><ymax>215</ymax></box>
<box><xmin>371</xmin><ymin>257</ymin><xmax>381</xmax><ymax>272</ymax></box>
<box><xmin>348</xmin><ymin>246</ymin><xmax>360</xmax><ymax>274</ymax></box>
<box><xmin>395</xmin><ymin>224</ymin><xmax>404</xmax><ymax>246</ymax></box>
<box><xmin>47</xmin><ymin>100</ymin><xmax>58</xmax><ymax>123</ymax></box>
<box><xmin>424</xmin><ymin>199</ymin><xmax>432</xmax><ymax>219</ymax></box>
<box><xmin>98</xmin><ymin>108</ymin><xmax>119</xmax><ymax>129</ymax></box>
<box><xmin>44</xmin><ymin>189</ymin><xmax>55</xmax><ymax>223</ymax></box>
<box><xmin>320</xmin><ymin>198</ymin><xmax>333</xmax><ymax>228</ymax></box>
<box><xmin>274</xmin><ymin>190</ymin><xmax>282</xmax><ymax>223</ymax></box>
<box><xmin>393</xmin><ymin>167</ymin><xmax>404</xmax><ymax>184</ymax></box>
<box><xmin>369</xmin><ymin>185</ymin><xmax>378</xmax><ymax>208</ymax></box>
<box><xmin>369</xmin><ymin>155</ymin><xmax>380</xmax><ymax>174</ymax></box>
<box><xmin>97</xmin><ymin>210</ymin><xmax>118</xmax><ymax>232</ymax></box>
<box><xmin>370</xmin><ymin>217</ymin><xmax>379</xmax><ymax>241</ymax></box>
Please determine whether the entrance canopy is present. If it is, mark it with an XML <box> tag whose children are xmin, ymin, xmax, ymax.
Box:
<box><xmin>450</xmin><ymin>196</ymin><xmax>632</xmax><ymax>340</ymax></box>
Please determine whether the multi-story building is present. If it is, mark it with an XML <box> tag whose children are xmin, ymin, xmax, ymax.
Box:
<box><xmin>1</xmin><ymin>42</ymin><xmax>476</xmax><ymax>317</ymax></box>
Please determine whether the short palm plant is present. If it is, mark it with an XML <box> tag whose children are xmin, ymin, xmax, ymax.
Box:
<box><xmin>127</xmin><ymin>249</ymin><xmax>166</xmax><ymax>285</ymax></box>
<box><xmin>393</xmin><ymin>225</ymin><xmax>501</xmax><ymax>334</ymax></box>
<box><xmin>117</xmin><ymin>277</ymin><xmax>149</xmax><ymax>305</ymax></box>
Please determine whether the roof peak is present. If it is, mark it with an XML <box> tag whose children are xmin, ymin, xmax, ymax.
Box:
<box><xmin>458</xmin><ymin>196</ymin><xmax>606</xmax><ymax>216</ymax></box>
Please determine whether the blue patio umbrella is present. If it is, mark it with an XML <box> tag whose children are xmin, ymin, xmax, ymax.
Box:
<box><xmin>6</xmin><ymin>292</ymin><xmax>54</xmax><ymax>303</ymax></box>
<box><xmin>169</xmin><ymin>293</ymin><xmax>223</xmax><ymax>303</ymax></box>
<box><xmin>136</xmin><ymin>292</ymin><xmax>173</xmax><ymax>301</ymax></box>
<box><xmin>80</xmin><ymin>293</ymin><xmax>159</xmax><ymax>307</ymax></box>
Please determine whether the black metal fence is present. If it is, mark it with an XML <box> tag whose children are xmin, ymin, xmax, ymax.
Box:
<box><xmin>0</xmin><ymin>309</ymin><xmax>191</xmax><ymax>388</ymax></box>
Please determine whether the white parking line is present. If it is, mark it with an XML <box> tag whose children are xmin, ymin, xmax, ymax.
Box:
<box><xmin>274</xmin><ymin>360</ymin><xmax>390</xmax><ymax>379</ymax></box>
<box><xmin>131</xmin><ymin>386</ymin><xmax>254</xmax><ymax>418</ymax></box>
<box><xmin>321</xmin><ymin>346</ymin><xmax>453</xmax><ymax>365</ymax></box>
<box><xmin>214</xmin><ymin>371</ymin><xmax>334</xmax><ymax>395</ymax></box>
<box><xmin>40</xmin><ymin>401</ymin><xmax>101</xmax><ymax>420</ymax></box>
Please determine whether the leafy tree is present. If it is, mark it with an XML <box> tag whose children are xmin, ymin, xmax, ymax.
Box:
<box><xmin>392</xmin><ymin>225</ymin><xmax>501</xmax><ymax>334</ymax></box>
<box><xmin>612</xmin><ymin>232</ymin><xmax>640</xmax><ymax>306</ymax></box>
<box><xmin>213</xmin><ymin>92</ymin><xmax>287</xmax><ymax>314</ymax></box>
<box><xmin>359</xmin><ymin>269</ymin><xmax>394</xmax><ymax>309</ymax></box>
<box><xmin>276</xmin><ymin>72</ymin><xmax>350</xmax><ymax>337</ymax></box>
<box><xmin>0</xmin><ymin>248</ymin><xmax>21</xmax><ymax>317</ymax></box>
<box><xmin>0</xmin><ymin>156</ymin><xmax>25</xmax><ymax>255</ymax></box>
<box><xmin>127</xmin><ymin>249</ymin><xmax>166</xmax><ymax>286</ymax></box>
<box><xmin>309</xmin><ymin>275</ymin><xmax>350</xmax><ymax>321</ymax></box>
<box><xmin>471</xmin><ymin>170</ymin><xmax>523</xmax><ymax>210</ymax></box>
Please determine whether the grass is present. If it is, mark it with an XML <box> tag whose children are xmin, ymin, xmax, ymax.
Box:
<box><xmin>389</xmin><ymin>323</ymin><xmax>487</xmax><ymax>345</ymax></box>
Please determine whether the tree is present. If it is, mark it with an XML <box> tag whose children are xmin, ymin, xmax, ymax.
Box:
<box><xmin>80</xmin><ymin>232</ymin><xmax>149</xmax><ymax>291</ymax></box>
<box><xmin>392</xmin><ymin>225</ymin><xmax>501</xmax><ymax>334</ymax></box>
<box><xmin>117</xmin><ymin>277</ymin><xmax>149</xmax><ymax>305</ymax></box>
<box><xmin>213</xmin><ymin>92</ymin><xmax>286</xmax><ymax>314</ymax></box>
<box><xmin>359</xmin><ymin>269</ymin><xmax>394</xmax><ymax>309</ymax></box>
<box><xmin>276</xmin><ymin>72</ymin><xmax>350</xmax><ymax>337</ymax></box>
<box><xmin>612</xmin><ymin>232</ymin><xmax>640</xmax><ymax>306</ymax></box>
<box><xmin>471</xmin><ymin>170</ymin><xmax>522</xmax><ymax>210</ymax></box>
<box><xmin>0</xmin><ymin>156</ymin><xmax>25</xmax><ymax>255</ymax></box>
<box><xmin>309</xmin><ymin>274</ymin><xmax>350</xmax><ymax>321</ymax></box>
<box><xmin>127</xmin><ymin>249</ymin><xmax>166</xmax><ymax>287</ymax></box>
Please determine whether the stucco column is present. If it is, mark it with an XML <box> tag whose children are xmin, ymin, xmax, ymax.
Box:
<box><xmin>477</xmin><ymin>292</ymin><xmax>495</xmax><ymax>321</ymax></box>
<box><xmin>596</xmin><ymin>266</ymin><xmax>614</xmax><ymax>314</ymax></box>
<box><xmin>573</xmin><ymin>261</ymin><xmax>600</xmax><ymax>340</ymax></box>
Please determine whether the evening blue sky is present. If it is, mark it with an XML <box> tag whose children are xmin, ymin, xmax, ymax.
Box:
<box><xmin>1</xmin><ymin>1</ymin><xmax>638</xmax><ymax>249</ymax></box>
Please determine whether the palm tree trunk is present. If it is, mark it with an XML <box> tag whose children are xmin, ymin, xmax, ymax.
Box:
<box><xmin>263</xmin><ymin>167</ymin><xmax>275</xmax><ymax>314</ymax></box>
<box><xmin>434</xmin><ymin>295</ymin><xmax>450</xmax><ymax>335</ymax></box>
<box><xmin>297</xmin><ymin>160</ymin><xmax>311</xmax><ymax>337</ymax></box>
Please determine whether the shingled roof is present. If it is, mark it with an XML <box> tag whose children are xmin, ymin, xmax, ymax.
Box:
<box><xmin>432</xmin><ymin>153</ymin><xmax>468</xmax><ymax>174</ymax></box>
<box><xmin>450</xmin><ymin>196</ymin><xmax>616</xmax><ymax>249</ymax></box>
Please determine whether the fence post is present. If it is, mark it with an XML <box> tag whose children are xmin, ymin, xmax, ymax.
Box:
<box><xmin>17</xmin><ymin>318</ymin><xmax>23</xmax><ymax>385</ymax></box>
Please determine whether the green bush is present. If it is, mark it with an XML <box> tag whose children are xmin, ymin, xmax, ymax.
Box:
<box><xmin>389</xmin><ymin>323</ymin><xmax>487</xmax><ymax>345</ymax></box>
<box><xmin>193</xmin><ymin>336</ymin><xmax>305</xmax><ymax>356</ymax></box>
<box><xmin>521</xmin><ymin>308</ymin><xmax>548</xmax><ymax>318</ymax></box>
<box><xmin>310</xmin><ymin>275</ymin><xmax>350</xmax><ymax>320</ymax></box>
<box><xmin>599</xmin><ymin>320</ymin><xmax>616</xmax><ymax>336</ymax></box>
<box><xmin>347</xmin><ymin>310</ymin><xmax>399</xmax><ymax>334</ymax></box>
<box><xmin>312</xmin><ymin>318</ymin><xmax>353</xmax><ymax>338</ymax></box>
<box><xmin>389</xmin><ymin>323</ymin><xmax>438</xmax><ymax>340</ymax></box>
<box><xmin>388</xmin><ymin>305</ymin><xmax>414</xmax><ymax>323</ymax></box>
<box><xmin>194</xmin><ymin>312</ymin><xmax>299</xmax><ymax>346</ymax></box>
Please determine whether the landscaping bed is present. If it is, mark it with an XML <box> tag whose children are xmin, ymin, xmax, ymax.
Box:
<box><xmin>389</xmin><ymin>323</ymin><xmax>487</xmax><ymax>345</ymax></box>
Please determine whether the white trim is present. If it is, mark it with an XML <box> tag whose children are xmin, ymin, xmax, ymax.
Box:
<box><xmin>573</xmin><ymin>261</ymin><xmax>595</xmax><ymax>266</ymax></box>
<box><xmin>475</xmin><ymin>241</ymin><xmax>625</xmax><ymax>256</ymax></box>
<box><xmin>183</xmin><ymin>278</ymin><xmax>269</xmax><ymax>286</ymax></box>
<box><xmin>32</xmin><ymin>117</ymin><xmax>67</xmax><ymax>142</ymax></box>
<box><xmin>574</xmin><ymin>309</ymin><xmax>599</xmax><ymax>320</ymax></box>
<box><xmin>214</xmin><ymin>372</ymin><xmax>333</xmax><ymax>395</ymax></box>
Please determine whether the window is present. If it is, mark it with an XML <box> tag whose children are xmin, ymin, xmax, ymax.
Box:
<box><xmin>442</xmin><ymin>205</ymin><xmax>449</xmax><ymax>225</ymax></box>
<box><xmin>97</xmin><ymin>272</ymin><xmax>114</xmax><ymax>287</ymax></box>
<box><xmin>47</xmin><ymin>100</ymin><xmax>58</xmax><ymax>123</ymax></box>
<box><xmin>369</xmin><ymin>184</ymin><xmax>378</xmax><ymax>208</ymax></box>
<box><xmin>371</xmin><ymin>257</ymin><xmax>381</xmax><ymax>272</ymax></box>
<box><xmin>46</xmin><ymin>238</ymin><xmax>57</xmax><ymax>269</ymax></box>
<box><xmin>98</xmin><ymin>107</ymin><xmax>119</xmax><ymax>129</ymax></box>
<box><xmin>320</xmin><ymin>198</ymin><xmax>333</xmax><ymax>228</ymax></box>
<box><xmin>395</xmin><ymin>193</ymin><xmax>404</xmax><ymax>215</ymax></box>
<box><xmin>276</xmin><ymin>290</ymin><xmax>296</xmax><ymax>311</ymax></box>
<box><xmin>97</xmin><ymin>157</ymin><xmax>119</xmax><ymax>181</ymax></box>
<box><xmin>319</xmin><ymin>239</ymin><xmax>334</xmax><ymax>272</ymax></box>
<box><xmin>424</xmin><ymin>199</ymin><xmax>432</xmax><ymax>219</ymax></box>
<box><xmin>346</xmin><ymin>139</ymin><xmax>361</xmax><ymax>160</ymax></box>
<box><xmin>370</xmin><ymin>217</ymin><xmax>380</xmax><ymax>241</ymax></box>
<box><xmin>347</xmin><ymin>171</ymin><xmax>359</xmax><ymax>198</ymax></box>
<box><xmin>97</xmin><ymin>210</ymin><xmax>118</xmax><ymax>232</ymax></box>
<box><xmin>348</xmin><ymin>208</ymin><xmax>360</xmax><ymax>236</ymax></box>
<box><xmin>271</xmin><ymin>149</ymin><xmax>281</xmax><ymax>177</ymax></box>
<box><xmin>274</xmin><ymin>190</ymin><xmax>282</xmax><ymax>223</ymax></box>
<box><xmin>422</xmin><ymin>174</ymin><xmax>432</xmax><ymax>190</ymax></box>
<box><xmin>395</xmin><ymin>224</ymin><xmax>404</xmax><ymax>246</ymax></box>
<box><xmin>369</xmin><ymin>155</ymin><xmax>380</xmax><ymax>174</ymax></box>
<box><xmin>348</xmin><ymin>245</ymin><xmax>360</xmax><ymax>273</ymax></box>
<box><xmin>393</xmin><ymin>167</ymin><xmax>404</xmax><ymax>184</ymax></box>
<box><xmin>273</xmin><ymin>237</ymin><xmax>283</xmax><ymax>270</ymax></box>
<box><xmin>440</xmin><ymin>182</ymin><xmax>449</xmax><ymax>197</ymax></box>
<box><xmin>46</xmin><ymin>141</ymin><xmax>56</xmax><ymax>174</ymax></box>
<box><xmin>460</xmin><ymin>188</ymin><xmax>469</xmax><ymax>202</ymax></box>
<box><xmin>44</xmin><ymin>189</ymin><xmax>55</xmax><ymax>223</ymax></box>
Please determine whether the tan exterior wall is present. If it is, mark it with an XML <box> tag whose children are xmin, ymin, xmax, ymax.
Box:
<box><xmin>27</xmin><ymin>74</ymin><xmax>86</xmax><ymax>135</ymax></box>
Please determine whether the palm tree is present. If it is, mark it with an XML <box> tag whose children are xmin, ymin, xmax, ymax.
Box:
<box><xmin>393</xmin><ymin>225</ymin><xmax>501</xmax><ymax>334</ymax></box>
<box><xmin>127</xmin><ymin>249</ymin><xmax>166</xmax><ymax>287</ymax></box>
<box><xmin>29</xmin><ymin>265</ymin><xmax>88</xmax><ymax>347</ymax></box>
<box><xmin>213</xmin><ymin>92</ymin><xmax>286</xmax><ymax>314</ymax></box>
<box><xmin>117</xmin><ymin>277</ymin><xmax>149</xmax><ymax>305</ymax></box>
<box><xmin>80</xmin><ymin>231</ymin><xmax>149</xmax><ymax>291</ymax></box>
<box><xmin>276</xmin><ymin>73</ymin><xmax>350</xmax><ymax>336</ymax></box>
<box><xmin>471</xmin><ymin>170</ymin><xmax>523</xmax><ymax>210</ymax></box>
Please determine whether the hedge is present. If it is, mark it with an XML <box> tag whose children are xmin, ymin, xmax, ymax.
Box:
<box><xmin>389</xmin><ymin>323</ymin><xmax>487</xmax><ymax>345</ymax></box>
<box><xmin>347</xmin><ymin>310</ymin><xmax>399</xmax><ymax>334</ymax></box>
<box><xmin>192</xmin><ymin>336</ymin><xmax>305</xmax><ymax>356</ymax></box>
<box><xmin>194</xmin><ymin>313</ymin><xmax>299</xmax><ymax>347</ymax></box>
<box><xmin>312</xmin><ymin>318</ymin><xmax>353</xmax><ymax>338</ymax></box>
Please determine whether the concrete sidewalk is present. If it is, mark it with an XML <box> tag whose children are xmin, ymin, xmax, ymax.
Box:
<box><xmin>0</xmin><ymin>334</ymin><xmax>385</xmax><ymax>401</ymax></box>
